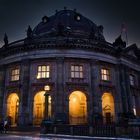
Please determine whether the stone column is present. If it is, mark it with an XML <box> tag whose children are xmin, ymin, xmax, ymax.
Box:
<box><xmin>18</xmin><ymin>59</ymin><xmax>30</xmax><ymax>125</ymax></box>
<box><xmin>136</xmin><ymin>72</ymin><xmax>140</xmax><ymax>116</ymax></box>
<box><xmin>90</xmin><ymin>60</ymin><xmax>101</xmax><ymax>124</ymax></box>
<box><xmin>124</xmin><ymin>66</ymin><xmax>133</xmax><ymax>113</ymax></box>
<box><xmin>119</xmin><ymin>64</ymin><xmax>131</xmax><ymax>113</ymax></box>
<box><xmin>55</xmin><ymin>57</ymin><xmax>66</xmax><ymax>123</ymax></box>
<box><xmin>114</xmin><ymin>65</ymin><xmax>123</xmax><ymax>123</ymax></box>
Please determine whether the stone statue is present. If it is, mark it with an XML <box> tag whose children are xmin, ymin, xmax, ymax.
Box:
<box><xmin>113</xmin><ymin>35</ymin><xmax>126</xmax><ymax>48</ymax></box>
<box><xmin>98</xmin><ymin>25</ymin><xmax>104</xmax><ymax>34</ymax></box>
<box><xmin>4</xmin><ymin>33</ymin><xmax>8</xmax><ymax>46</ymax></box>
<box><xmin>27</xmin><ymin>25</ymin><xmax>32</xmax><ymax>38</ymax></box>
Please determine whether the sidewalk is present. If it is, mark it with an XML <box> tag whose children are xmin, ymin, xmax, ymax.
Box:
<box><xmin>40</xmin><ymin>133</ymin><xmax>136</xmax><ymax>140</ymax></box>
<box><xmin>2</xmin><ymin>129</ymin><xmax>138</xmax><ymax>140</ymax></box>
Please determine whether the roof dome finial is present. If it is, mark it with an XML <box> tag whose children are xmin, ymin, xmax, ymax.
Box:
<box><xmin>64</xmin><ymin>6</ymin><xmax>67</xmax><ymax>10</ymax></box>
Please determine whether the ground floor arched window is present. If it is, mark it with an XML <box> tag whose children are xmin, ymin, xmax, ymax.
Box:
<box><xmin>69</xmin><ymin>91</ymin><xmax>87</xmax><ymax>124</ymax></box>
<box><xmin>33</xmin><ymin>91</ymin><xmax>45</xmax><ymax>125</ymax></box>
<box><xmin>33</xmin><ymin>91</ymin><xmax>51</xmax><ymax>125</ymax></box>
<box><xmin>7</xmin><ymin>93</ymin><xmax>19</xmax><ymax>126</ymax></box>
<box><xmin>102</xmin><ymin>92</ymin><xmax>115</xmax><ymax>124</ymax></box>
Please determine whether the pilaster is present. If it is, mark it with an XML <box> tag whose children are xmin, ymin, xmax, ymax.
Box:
<box><xmin>18</xmin><ymin>59</ymin><xmax>30</xmax><ymax>125</ymax></box>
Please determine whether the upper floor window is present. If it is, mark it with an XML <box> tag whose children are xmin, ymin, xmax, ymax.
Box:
<box><xmin>11</xmin><ymin>68</ymin><xmax>20</xmax><ymax>81</ymax></box>
<box><xmin>101</xmin><ymin>68</ymin><xmax>110</xmax><ymax>81</ymax></box>
<box><xmin>129</xmin><ymin>74</ymin><xmax>135</xmax><ymax>86</ymax></box>
<box><xmin>37</xmin><ymin>65</ymin><xmax>50</xmax><ymax>79</ymax></box>
<box><xmin>71</xmin><ymin>65</ymin><xmax>83</xmax><ymax>78</ymax></box>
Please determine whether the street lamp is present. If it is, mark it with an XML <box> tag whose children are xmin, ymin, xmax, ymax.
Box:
<box><xmin>44</xmin><ymin>85</ymin><xmax>50</xmax><ymax>120</ymax></box>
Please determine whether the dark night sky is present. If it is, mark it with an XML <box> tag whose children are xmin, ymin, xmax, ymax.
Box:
<box><xmin>0</xmin><ymin>0</ymin><xmax>140</xmax><ymax>47</ymax></box>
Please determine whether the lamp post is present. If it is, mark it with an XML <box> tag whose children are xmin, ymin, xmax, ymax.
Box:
<box><xmin>44</xmin><ymin>85</ymin><xmax>50</xmax><ymax>120</ymax></box>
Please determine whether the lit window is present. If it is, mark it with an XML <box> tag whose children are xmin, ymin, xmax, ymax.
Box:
<box><xmin>71</xmin><ymin>65</ymin><xmax>83</xmax><ymax>78</ymax></box>
<box><xmin>101</xmin><ymin>68</ymin><xmax>110</xmax><ymax>81</ymax></box>
<box><xmin>129</xmin><ymin>74</ymin><xmax>135</xmax><ymax>86</ymax></box>
<box><xmin>11</xmin><ymin>68</ymin><xmax>20</xmax><ymax>81</ymax></box>
<box><xmin>37</xmin><ymin>65</ymin><xmax>50</xmax><ymax>79</ymax></box>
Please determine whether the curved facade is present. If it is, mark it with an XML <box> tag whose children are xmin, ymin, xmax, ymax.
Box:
<box><xmin>0</xmin><ymin>9</ymin><xmax>140</xmax><ymax>126</ymax></box>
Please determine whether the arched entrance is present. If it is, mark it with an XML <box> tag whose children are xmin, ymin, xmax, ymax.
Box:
<box><xmin>102</xmin><ymin>92</ymin><xmax>115</xmax><ymax>124</ymax></box>
<box><xmin>33</xmin><ymin>91</ymin><xmax>52</xmax><ymax>125</ymax></box>
<box><xmin>69</xmin><ymin>91</ymin><xmax>87</xmax><ymax>124</ymax></box>
<box><xmin>7</xmin><ymin>93</ymin><xmax>19</xmax><ymax>126</ymax></box>
<box><xmin>33</xmin><ymin>91</ymin><xmax>45</xmax><ymax>125</ymax></box>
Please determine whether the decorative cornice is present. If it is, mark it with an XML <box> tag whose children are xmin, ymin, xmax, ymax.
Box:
<box><xmin>0</xmin><ymin>38</ymin><xmax>139</xmax><ymax>65</ymax></box>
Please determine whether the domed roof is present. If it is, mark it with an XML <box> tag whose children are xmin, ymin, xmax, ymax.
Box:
<box><xmin>33</xmin><ymin>9</ymin><xmax>105</xmax><ymax>41</ymax></box>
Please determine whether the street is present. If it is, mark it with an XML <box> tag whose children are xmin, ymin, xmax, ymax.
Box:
<box><xmin>0</xmin><ymin>132</ymin><xmax>136</xmax><ymax>140</ymax></box>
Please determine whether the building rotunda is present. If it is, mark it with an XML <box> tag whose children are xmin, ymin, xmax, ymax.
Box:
<box><xmin>0</xmin><ymin>8</ymin><xmax>140</xmax><ymax>126</ymax></box>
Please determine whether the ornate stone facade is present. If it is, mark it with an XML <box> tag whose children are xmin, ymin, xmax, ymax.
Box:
<box><xmin>0</xmin><ymin>9</ymin><xmax>140</xmax><ymax>126</ymax></box>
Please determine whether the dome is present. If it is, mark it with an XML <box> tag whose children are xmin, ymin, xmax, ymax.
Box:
<box><xmin>32</xmin><ymin>9</ymin><xmax>105</xmax><ymax>41</ymax></box>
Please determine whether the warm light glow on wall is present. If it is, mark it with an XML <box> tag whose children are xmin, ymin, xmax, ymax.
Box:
<box><xmin>72</xmin><ymin>97</ymin><xmax>76</xmax><ymax>102</ymax></box>
<box><xmin>44</xmin><ymin>85</ymin><xmax>50</xmax><ymax>91</ymax></box>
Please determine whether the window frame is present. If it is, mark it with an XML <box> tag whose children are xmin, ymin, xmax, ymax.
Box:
<box><xmin>70</xmin><ymin>65</ymin><xmax>83</xmax><ymax>79</ymax></box>
<box><xmin>101</xmin><ymin>68</ymin><xmax>110</xmax><ymax>81</ymax></box>
<box><xmin>10</xmin><ymin>67</ymin><xmax>20</xmax><ymax>81</ymax></box>
<box><xmin>37</xmin><ymin>65</ymin><xmax>50</xmax><ymax>79</ymax></box>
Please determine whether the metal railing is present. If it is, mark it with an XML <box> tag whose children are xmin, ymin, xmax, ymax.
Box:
<box><xmin>41</xmin><ymin>124</ymin><xmax>140</xmax><ymax>138</ymax></box>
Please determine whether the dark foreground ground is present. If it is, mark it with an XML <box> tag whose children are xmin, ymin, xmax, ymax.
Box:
<box><xmin>0</xmin><ymin>131</ymin><xmax>137</xmax><ymax>140</ymax></box>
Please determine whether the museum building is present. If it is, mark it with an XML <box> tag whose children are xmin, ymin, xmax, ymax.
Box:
<box><xmin>0</xmin><ymin>8</ymin><xmax>140</xmax><ymax>126</ymax></box>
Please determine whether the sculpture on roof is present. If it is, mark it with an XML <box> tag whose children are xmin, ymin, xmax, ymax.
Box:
<box><xmin>4</xmin><ymin>33</ymin><xmax>8</xmax><ymax>46</ymax></box>
<box><xmin>27</xmin><ymin>25</ymin><xmax>33</xmax><ymax>38</ymax></box>
<box><xmin>113</xmin><ymin>35</ymin><xmax>126</xmax><ymax>48</ymax></box>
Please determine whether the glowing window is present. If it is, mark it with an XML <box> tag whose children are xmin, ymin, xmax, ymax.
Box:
<box><xmin>71</xmin><ymin>65</ymin><xmax>83</xmax><ymax>78</ymax></box>
<box><xmin>129</xmin><ymin>74</ymin><xmax>135</xmax><ymax>86</ymax></box>
<box><xmin>101</xmin><ymin>68</ymin><xmax>110</xmax><ymax>81</ymax></box>
<box><xmin>11</xmin><ymin>68</ymin><xmax>20</xmax><ymax>81</ymax></box>
<box><xmin>37</xmin><ymin>65</ymin><xmax>50</xmax><ymax>79</ymax></box>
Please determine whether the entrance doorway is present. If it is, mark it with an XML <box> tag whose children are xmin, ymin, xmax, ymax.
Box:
<box><xmin>33</xmin><ymin>91</ymin><xmax>45</xmax><ymax>125</ymax></box>
<box><xmin>102</xmin><ymin>92</ymin><xmax>115</xmax><ymax>124</ymax></box>
<box><xmin>69</xmin><ymin>91</ymin><xmax>87</xmax><ymax>124</ymax></box>
<box><xmin>7</xmin><ymin>93</ymin><xmax>19</xmax><ymax>125</ymax></box>
<box><xmin>33</xmin><ymin>91</ymin><xmax>51</xmax><ymax>125</ymax></box>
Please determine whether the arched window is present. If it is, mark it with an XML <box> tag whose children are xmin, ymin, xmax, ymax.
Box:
<box><xmin>7</xmin><ymin>93</ymin><xmax>19</xmax><ymax>125</ymax></box>
<box><xmin>69</xmin><ymin>91</ymin><xmax>87</xmax><ymax>124</ymax></box>
<box><xmin>102</xmin><ymin>92</ymin><xmax>115</xmax><ymax>124</ymax></box>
